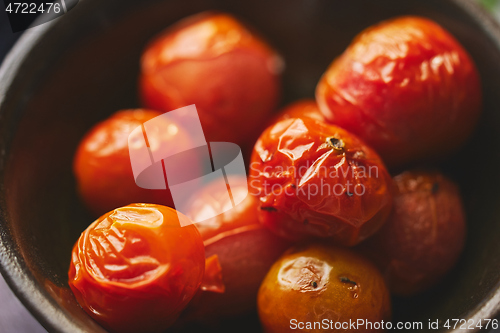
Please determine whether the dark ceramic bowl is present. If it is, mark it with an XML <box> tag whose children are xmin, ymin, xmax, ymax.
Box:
<box><xmin>1</xmin><ymin>0</ymin><xmax>500</xmax><ymax>332</ymax></box>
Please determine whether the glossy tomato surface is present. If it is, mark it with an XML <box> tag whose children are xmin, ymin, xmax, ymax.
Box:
<box><xmin>250</xmin><ymin>117</ymin><xmax>392</xmax><ymax>246</ymax></box>
<box><xmin>178</xmin><ymin>176</ymin><xmax>290</xmax><ymax>324</ymax></box>
<box><xmin>316</xmin><ymin>16</ymin><xmax>482</xmax><ymax>168</ymax></box>
<box><xmin>73</xmin><ymin>109</ymin><xmax>191</xmax><ymax>217</ymax></box>
<box><xmin>140</xmin><ymin>12</ymin><xmax>283</xmax><ymax>146</ymax></box>
<box><xmin>359</xmin><ymin>170</ymin><xmax>466</xmax><ymax>296</ymax></box>
<box><xmin>68</xmin><ymin>204</ymin><xmax>205</xmax><ymax>333</ymax></box>
<box><xmin>258</xmin><ymin>243</ymin><xmax>391</xmax><ymax>333</ymax></box>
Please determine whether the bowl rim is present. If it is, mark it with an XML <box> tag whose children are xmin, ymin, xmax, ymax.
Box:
<box><xmin>0</xmin><ymin>14</ymin><xmax>91</xmax><ymax>333</ymax></box>
<box><xmin>1</xmin><ymin>0</ymin><xmax>500</xmax><ymax>332</ymax></box>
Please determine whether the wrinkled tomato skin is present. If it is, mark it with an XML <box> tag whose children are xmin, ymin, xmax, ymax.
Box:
<box><xmin>140</xmin><ymin>12</ymin><xmax>283</xmax><ymax>146</ymax></box>
<box><xmin>273</xmin><ymin>99</ymin><xmax>325</xmax><ymax>124</ymax></box>
<box><xmin>68</xmin><ymin>204</ymin><xmax>205</xmax><ymax>333</ymax></box>
<box><xmin>250</xmin><ymin>117</ymin><xmax>392</xmax><ymax>246</ymax></box>
<box><xmin>73</xmin><ymin>109</ymin><xmax>191</xmax><ymax>217</ymax></box>
<box><xmin>316</xmin><ymin>16</ymin><xmax>482</xmax><ymax>168</ymax></box>
<box><xmin>178</xmin><ymin>176</ymin><xmax>290</xmax><ymax>324</ymax></box>
<box><xmin>358</xmin><ymin>170</ymin><xmax>466</xmax><ymax>296</ymax></box>
<box><xmin>258</xmin><ymin>244</ymin><xmax>391</xmax><ymax>333</ymax></box>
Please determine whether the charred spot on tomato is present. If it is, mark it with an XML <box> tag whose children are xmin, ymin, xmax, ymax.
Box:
<box><xmin>340</xmin><ymin>276</ymin><xmax>357</xmax><ymax>285</ymax></box>
<box><xmin>326</xmin><ymin>137</ymin><xmax>345</xmax><ymax>151</ymax></box>
<box><xmin>261</xmin><ymin>206</ymin><xmax>278</xmax><ymax>212</ymax></box>
<box><xmin>290</xmin><ymin>183</ymin><xmax>297</xmax><ymax>189</ymax></box>
<box><xmin>340</xmin><ymin>276</ymin><xmax>360</xmax><ymax>299</ymax></box>
<box><xmin>311</xmin><ymin>281</ymin><xmax>318</xmax><ymax>288</ymax></box>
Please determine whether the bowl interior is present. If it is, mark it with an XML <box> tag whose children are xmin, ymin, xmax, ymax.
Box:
<box><xmin>2</xmin><ymin>0</ymin><xmax>500</xmax><ymax>332</ymax></box>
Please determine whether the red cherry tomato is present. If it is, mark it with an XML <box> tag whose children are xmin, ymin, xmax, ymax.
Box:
<box><xmin>178</xmin><ymin>176</ymin><xmax>290</xmax><ymax>324</ymax></box>
<box><xmin>358</xmin><ymin>170</ymin><xmax>466</xmax><ymax>296</ymax></box>
<box><xmin>316</xmin><ymin>16</ymin><xmax>482</xmax><ymax>168</ymax></box>
<box><xmin>68</xmin><ymin>204</ymin><xmax>205</xmax><ymax>333</ymax></box>
<box><xmin>73</xmin><ymin>109</ymin><xmax>192</xmax><ymax>216</ymax></box>
<box><xmin>250</xmin><ymin>117</ymin><xmax>393</xmax><ymax>246</ymax></box>
<box><xmin>140</xmin><ymin>12</ymin><xmax>283</xmax><ymax>146</ymax></box>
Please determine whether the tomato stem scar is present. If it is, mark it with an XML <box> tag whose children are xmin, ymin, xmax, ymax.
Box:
<box><xmin>326</xmin><ymin>137</ymin><xmax>345</xmax><ymax>151</ymax></box>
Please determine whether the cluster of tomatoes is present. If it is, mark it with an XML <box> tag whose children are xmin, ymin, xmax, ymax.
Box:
<box><xmin>69</xmin><ymin>12</ymin><xmax>480</xmax><ymax>333</ymax></box>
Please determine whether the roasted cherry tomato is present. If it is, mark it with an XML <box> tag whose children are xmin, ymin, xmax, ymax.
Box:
<box><xmin>358</xmin><ymin>170</ymin><xmax>466</xmax><ymax>296</ymax></box>
<box><xmin>73</xmin><ymin>109</ymin><xmax>191</xmax><ymax>216</ymax></box>
<box><xmin>273</xmin><ymin>99</ymin><xmax>325</xmax><ymax>124</ymax></box>
<box><xmin>140</xmin><ymin>12</ymin><xmax>283</xmax><ymax>146</ymax></box>
<box><xmin>178</xmin><ymin>176</ymin><xmax>290</xmax><ymax>324</ymax></box>
<box><xmin>258</xmin><ymin>243</ymin><xmax>391</xmax><ymax>333</ymax></box>
<box><xmin>250</xmin><ymin>117</ymin><xmax>392</xmax><ymax>246</ymax></box>
<box><xmin>68</xmin><ymin>204</ymin><xmax>205</xmax><ymax>333</ymax></box>
<box><xmin>316</xmin><ymin>16</ymin><xmax>482</xmax><ymax>168</ymax></box>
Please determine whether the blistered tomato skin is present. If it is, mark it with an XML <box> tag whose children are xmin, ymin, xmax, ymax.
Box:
<box><xmin>73</xmin><ymin>109</ymin><xmax>191</xmax><ymax>217</ymax></box>
<box><xmin>316</xmin><ymin>16</ymin><xmax>482</xmax><ymax>168</ymax></box>
<box><xmin>250</xmin><ymin>117</ymin><xmax>392</xmax><ymax>246</ymax></box>
<box><xmin>258</xmin><ymin>244</ymin><xmax>391</xmax><ymax>333</ymax></box>
<box><xmin>359</xmin><ymin>171</ymin><xmax>466</xmax><ymax>296</ymax></box>
<box><xmin>178</xmin><ymin>176</ymin><xmax>290</xmax><ymax>323</ymax></box>
<box><xmin>140</xmin><ymin>12</ymin><xmax>283</xmax><ymax>146</ymax></box>
<box><xmin>68</xmin><ymin>204</ymin><xmax>205</xmax><ymax>333</ymax></box>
